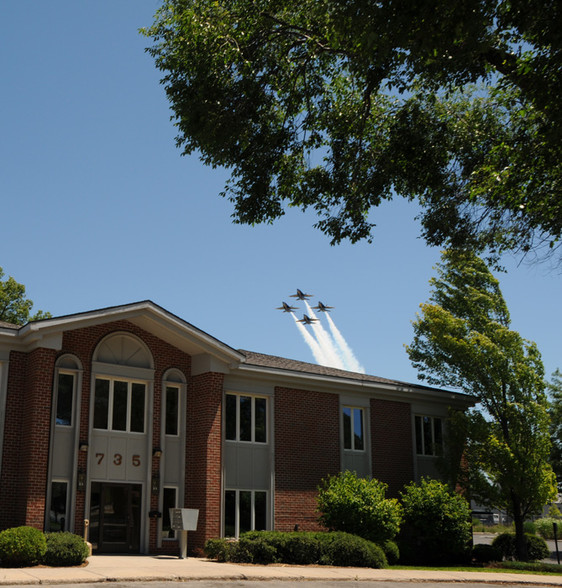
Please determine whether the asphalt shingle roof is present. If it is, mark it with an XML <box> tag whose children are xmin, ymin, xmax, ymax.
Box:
<box><xmin>238</xmin><ymin>349</ymin><xmax>448</xmax><ymax>393</ymax></box>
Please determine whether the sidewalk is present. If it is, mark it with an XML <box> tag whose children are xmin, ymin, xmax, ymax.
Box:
<box><xmin>1</xmin><ymin>554</ymin><xmax>562</xmax><ymax>586</ymax></box>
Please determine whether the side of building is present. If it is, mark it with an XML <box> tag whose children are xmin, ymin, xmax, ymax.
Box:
<box><xmin>0</xmin><ymin>302</ymin><xmax>473</xmax><ymax>554</ymax></box>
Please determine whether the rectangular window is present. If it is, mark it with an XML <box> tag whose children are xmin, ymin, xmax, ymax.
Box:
<box><xmin>56</xmin><ymin>373</ymin><xmax>74</xmax><ymax>426</ymax></box>
<box><xmin>94</xmin><ymin>378</ymin><xmax>146</xmax><ymax>433</ymax></box>
<box><xmin>162</xmin><ymin>487</ymin><xmax>177</xmax><ymax>540</ymax></box>
<box><xmin>225</xmin><ymin>394</ymin><xmax>267</xmax><ymax>443</ymax></box>
<box><xmin>49</xmin><ymin>481</ymin><xmax>68</xmax><ymax>532</ymax></box>
<box><xmin>415</xmin><ymin>415</ymin><xmax>443</xmax><ymax>456</ymax></box>
<box><xmin>165</xmin><ymin>386</ymin><xmax>179</xmax><ymax>436</ymax></box>
<box><xmin>342</xmin><ymin>406</ymin><xmax>365</xmax><ymax>451</ymax></box>
<box><xmin>223</xmin><ymin>489</ymin><xmax>267</xmax><ymax>537</ymax></box>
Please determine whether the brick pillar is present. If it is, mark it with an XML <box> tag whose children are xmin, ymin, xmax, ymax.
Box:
<box><xmin>371</xmin><ymin>398</ymin><xmax>414</xmax><ymax>497</ymax></box>
<box><xmin>185</xmin><ymin>372</ymin><xmax>223</xmax><ymax>553</ymax></box>
<box><xmin>0</xmin><ymin>348</ymin><xmax>56</xmax><ymax>530</ymax></box>
<box><xmin>274</xmin><ymin>387</ymin><xmax>340</xmax><ymax>531</ymax></box>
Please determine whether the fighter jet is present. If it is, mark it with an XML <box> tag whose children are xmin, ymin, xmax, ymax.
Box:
<box><xmin>313</xmin><ymin>301</ymin><xmax>334</xmax><ymax>313</ymax></box>
<box><xmin>297</xmin><ymin>314</ymin><xmax>318</xmax><ymax>325</ymax></box>
<box><xmin>290</xmin><ymin>289</ymin><xmax>313</xmax><ymax>300</ymax></box>
<box><xmin>276</xmin><ymin>302</ymin><xmax>298</xmax><ymax>313</ymax></box>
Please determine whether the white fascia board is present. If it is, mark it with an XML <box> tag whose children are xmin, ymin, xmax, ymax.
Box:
<box><xmin>235</xmin><ymin>364</ymin><xmax>476</xmax><ymax>409</ymax></box>
<box><xmin>11</xmin><ymin>301</ymin><xmax>244</xmax><ymax>364</ymax></box>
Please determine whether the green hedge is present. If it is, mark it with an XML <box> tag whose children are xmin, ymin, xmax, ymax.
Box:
<box><xmin>205</xmin><ymin>531</ymin><xmax>387</xmax><ymax>568</ymax></box>
<box><xmin>43</xmin><ymin>532</ymin><xmax>90</xmax><ymax>566</ymax></box>
<box><xmin>0</xmin><ymin>526</ymin><xmax>47</xmax><ymax>568</ymax></box>
<box><xmin>492</xmin><ymin>532</ymin><xmax>550</xmax><ymax>562</ymax></box>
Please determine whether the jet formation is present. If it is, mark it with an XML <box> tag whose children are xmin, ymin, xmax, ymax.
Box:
<box><xmin>277</xmin><ymin>290</ymin><xmax>334</xmax><ymax>325</ymax></box>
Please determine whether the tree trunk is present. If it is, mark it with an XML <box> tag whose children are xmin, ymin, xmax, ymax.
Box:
<box><xmin>513</xmin><ymin>511</ymin><xmax>528</xmax><ymax>561</ymax></box>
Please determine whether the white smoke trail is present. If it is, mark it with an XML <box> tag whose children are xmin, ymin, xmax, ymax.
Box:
<box><xmin>303</xmin><ymin>302</ymin><xmax>346</xmax><ymax>370</ymax></box>
<box><xmin>325</xmin><ymin>313</ymin><xmax>365</xmax><ymax>374</ymax></box>
<box><xmin>291</xmin><ymin>312</ymin><xmax>330</xmax><ymax>366</ymax></box>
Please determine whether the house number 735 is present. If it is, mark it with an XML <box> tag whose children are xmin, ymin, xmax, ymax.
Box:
<box><xmin>95</xmin><ymin>453</ymin><xmax>141</xmax><ymax>467</ymax></box>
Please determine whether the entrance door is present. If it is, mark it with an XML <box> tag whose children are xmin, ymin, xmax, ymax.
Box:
<box><xmin>90</xmin><ymin>482</ymin><xmax>142</xmax><ymax>553</ymax></box>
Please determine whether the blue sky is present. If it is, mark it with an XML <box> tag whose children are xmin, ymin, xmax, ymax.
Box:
<box><xmin>1</xmin><ymin>2</ymin><xmax>560</xmax><ymax>387</ymax></box>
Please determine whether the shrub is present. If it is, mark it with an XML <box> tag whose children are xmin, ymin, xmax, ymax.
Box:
<box><xmin>319</xmin><ymin>533</ymin><xmax>387</xmax><ymax>568</ymax></box>
<box><xmin>42</xmin><ymin>532</ymin><xmax>89</xmax><ymax>566</ymax></box>
<box><xmin>492</xmin><ymin>532</ymin><xmax>550</xmax><ymax>561</ymax></box>
<box><xmin>317</xmin><ymin>471</ymin><xmax>403</xmax><ymax>543</ymax></box>
<box><xmin>398</xmin><ymin>478</ymin><xmax>472</xmax><ymax>565</ymax></box>
<box><xmin>205</xmin><ymin>531</ymin><xmax>387</xmax><ymax>568</ymax></box>
<box><xmin>0</xmin><ymin>526</ymin><xmax>47</xmax><ymax>568</ymax></box>
<box><xmin>472</xmin><ymin>543</ymin><xmax>501</xmax><ymax>563</ymax></box>
<box><xmin>378</xmin><ymin>539</ymin><xmax>399</xmax><ymax>565</ymax></box>
<box><xmin>535</xmin><ymin>517</ymin><xmax>560</xmax><ymax>540</ymax></box>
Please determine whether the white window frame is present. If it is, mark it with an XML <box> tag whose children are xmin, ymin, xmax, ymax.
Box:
<box><xmin>47</xmin><ymin>479</ymin><xmax>69</xmax><ymax>532</ymax></box>
<box><xmin>160</xmin><ymin>485</ymin><xmax>179</xmax><ymax>541</ymax></box>
<box><xmin>54</xmin><ymin>370</ymin><xmax>77</xmax><ymax>428</ymax></box>
<box><xmin>415</xmin><ymin>415</ymin><xmax>443</xmax><ymax>456</ymax></box>
<box><xmin>93</xmin><ymin>377</ymin><xmax>146</xmax><ymax>433</ymax></box>
<box><xmin>342</xmin><ymin>406</ymin><xmax>365</xmax><ymax>452</ymax></box>
<box><xmin>223</xmin><ymin>489</ymin><xmax>268</xmax><ymax>538</ymax></box>
<box><xmin>225</xmin><ymin>393</ymin><xmax>268</xmax><ymax>444</ymax></box>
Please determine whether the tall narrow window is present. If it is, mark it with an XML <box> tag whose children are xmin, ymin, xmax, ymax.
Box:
<box><xmin>162</xmin><ymin>487</ymin><xmax>177</xmax><ymax>540</ymax></box>
<box><xmin>56</xmin><ymin>373</ymin><xmax>74</xmax><ymax>426</ymax></box>
<box><xmin>342</xmin><ymin>406</ymin><xmax>364</xmax><ymax>451</ymax></box>
<box><xmin>165</xmin><ymin>386</ymin><xmax>179</xmax><ymax>436</ymax></box>
<box><xmin>415</xmin><ymin>415</ymin><xmax>443</xmax><ymax>456</ymax></box>
<box><xmin>49</xmin><ymin>481</ymin><xmax>68</xmax><ymax>532</ymax></box>
<box><xmin>225</xmin><ymin>394</ymin><xmax>267</xmax><ymax>443</ymax></box>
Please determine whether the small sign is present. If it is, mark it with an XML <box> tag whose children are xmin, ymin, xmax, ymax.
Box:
<box><xmin>169</xmin><ymin>508</ymin><xmax>199</xmax><ymax>531</ymax></box>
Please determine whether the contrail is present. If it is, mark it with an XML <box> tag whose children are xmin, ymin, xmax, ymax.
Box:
<box><xmin>291</xmin><ymin>312</ymin><xmax>330</xmax><ymax>366</ymax></box>
<box><xmin>325</xmin><ymin>313</ymin><xmax>365</xmax><ymax>374</ymax></box>
<box><xmin>304</xmin><ymin>302</ymin><xmax>346</xmax><ymax>370</ymax></box>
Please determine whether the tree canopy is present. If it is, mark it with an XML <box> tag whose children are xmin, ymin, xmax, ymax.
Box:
<box><xmin>0</xmin><ymin>267</ymin><xmax>50</xmax><ymax>325</ymax></box>
<box><xmin>143</xmin><ymin>0</ymin><xmax>562</xmax><ymax>263</ymax></box>
<box><xmin>406</xmin><ymin>250</ymin><xmax>557</xmax><ymax>559</ymax></box>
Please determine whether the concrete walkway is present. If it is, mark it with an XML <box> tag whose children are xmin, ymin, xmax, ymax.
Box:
<box><xmin>1</xmin><ymin>555</ymin><xmax>562</xmax><ymax>586</ymax></box>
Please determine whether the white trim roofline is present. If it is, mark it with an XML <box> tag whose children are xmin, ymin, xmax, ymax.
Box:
<box><xmin>1</xmin><ymin>301</ymin><xmax>245</xmax><ymax>364</ymax></box>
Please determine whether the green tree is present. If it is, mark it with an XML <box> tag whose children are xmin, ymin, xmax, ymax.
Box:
<box><xmin>0</xmin><ymin>267</ymin><xmax>50</xmax><ymax>325</ymax></box>
<box><xmin>316</xmin><ymin>471</ymin><xmax>402</xmax><ymax>544</ymax></box>
<box><xmin>142</xmin><ymin>0</ymin><xmax>562</xmax><ymax>263</ymax></box>
<box><xmin>405</xmin><ymin>250</ymin><xmax>557</xmax><ymax>561</ymax></box>
<box><xmin>548</xmin><ymin>369</ymin><xmax>562</xmax><ymax>489</ymax></box>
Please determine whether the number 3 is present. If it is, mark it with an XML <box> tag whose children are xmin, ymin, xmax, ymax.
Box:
<box><xmin>113</xmin><ymin>453</ymin><xmax>122</xmax><ymax>466</ymax></box>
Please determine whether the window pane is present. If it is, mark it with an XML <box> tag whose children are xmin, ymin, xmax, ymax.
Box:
<box><xmin>130</xmin><ymin>383</ymin><xmax>145</xmax><ymax>433</ymax></box>
<box><xmin>162</xmin><ymin>487</ymin><xmax>177</xmax><ymax>540</ymax></box>
<box><xmin>254</xmin><ymin>397</ymin><xmax>266</xmax><ymax>443</ymax></box>
<box><xmin>112</xmin><ymin>381</ymin><xmax>128</xmax><ymax>431</ymax></box>
<box><xmin>423</xmin><ymin>416</ymin><xmax>432</xmax><ymax>456</ymax></box>
<box><xmin>225</xmin><ymin>394</ymin><xmax>237</xmax><ymax>440</ymax></box>
<box><xmin>254</xmin><ymin>491</ymin><xmax>267</xmax><ymax>531</ymax></box>
<box><xmin>165</xmin><ymin>386</ymin><xmax>179</xmax><ymax>436</ymax></box>
<box><xmin>94</xmin><ymin>379</ymin><xmax>109</xmax><ymax>429</ymax></box>
<box><xmin>433</xmin><ymin>418</ymin><xmax>443</xmax><ymax>454</ymax></box>
<box><xmin>415</xmin><ymin>416</ymin><xmax>423</xmax><ymax>454</ymax></box>
<box><xmin>239</xmin><ymin>491</ymin><xmax>252</xmax><ymax>534</ymax></box>
<box><xmin>56</xmin><ymin>373</ymin><xmax>74</xmax><ymax>426</ymax></box>
<box><xmin>224</xmin><ymin>490</ymin><xmax>236</xmax><ymax>537</ymax></box>
<box><xmin>239</xmin><ymin>396</ymin><xmax>252</xmax><ymax>441</ymax></box>
<box><xmin>353</xmin><ymin>408</ymin><xmax>364</xmax><ymax>450</ymax></box>
<box><xmin>50</xmin><ymin>481</ymin><xmax>67</xmax><ymax>532</ymax></box>
<box><xmin>343</xmin><ymin>407</ymin><xmax>352</xmax><ymax>449</ymax></box>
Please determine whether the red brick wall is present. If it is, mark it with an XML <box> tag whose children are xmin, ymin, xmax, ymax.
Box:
<box><xmin>185</xmin><ymin>372</ymin><xmax>223</xmax><ymax>553</ymax></box>
<box><xmin>0</xmin><ymin>348</ymin><xmax>56</xmax><ymax>530</ymax></box>
<box><xmin>274</xmin><ymin>387</ymin><xmax>340</xmax><ymax>531</ymax></box>
<box><xmin>371</xmin><ymin>398</ymin><xmax>414</xmax><ymax>497</ymax></box>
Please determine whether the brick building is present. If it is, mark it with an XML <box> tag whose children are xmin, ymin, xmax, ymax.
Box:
<box><xmin>0</xmin><ymin>301</ymin><xmax>473</xmax><ymax>554</ymax></box>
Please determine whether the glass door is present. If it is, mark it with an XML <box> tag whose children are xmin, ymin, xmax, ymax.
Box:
<box><xmin>90</xmin><ymin>482</ymin><xmax>141</xmax><ymax>553</ymax></box>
